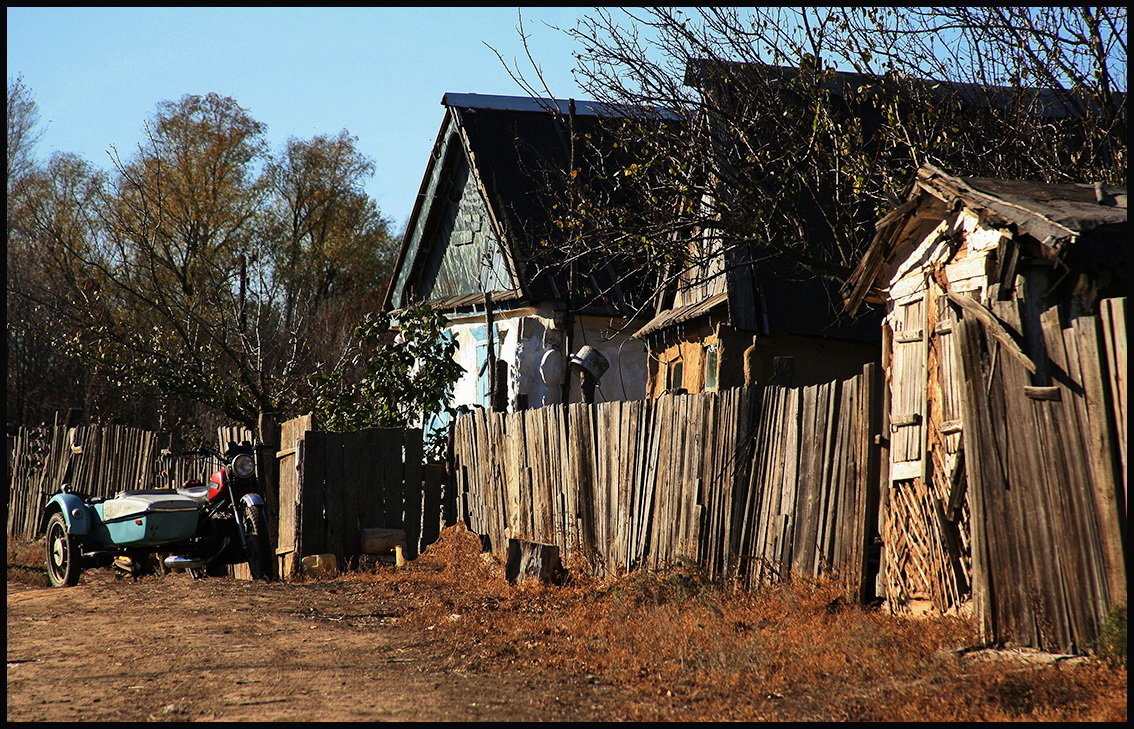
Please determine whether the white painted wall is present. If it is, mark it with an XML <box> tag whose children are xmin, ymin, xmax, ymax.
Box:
<box><xmin>443</xmin><ymin>305</ymin><xmax>647</xmax><ymax>412</ymax></box>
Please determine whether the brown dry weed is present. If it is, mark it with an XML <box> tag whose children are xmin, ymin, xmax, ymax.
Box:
<box><xmin>350</xmin><ymin>525</ymin><xmax>1127</xmax><ymax>722</ymax></box>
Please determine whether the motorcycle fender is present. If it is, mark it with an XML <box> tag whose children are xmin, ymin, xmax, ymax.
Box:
<box><xmin>239</xmin><ymin>493</ymin><xmax>265</xmax><ymax>508</ymax></box>
<box><xmin>43</xmin><ymin>493</ymin><xmax>92</xmax><ymax>535</ymax></box>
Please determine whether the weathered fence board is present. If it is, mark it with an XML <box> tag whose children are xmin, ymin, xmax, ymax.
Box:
<box><xmin>287</xmin><ymin>427</ymin><xmax>427</xmax><ymax>575</ymax></box>
<box><xmin>956</xmin><ymin>300</ymin><xmax>1125</xmax><ymax>654</ymax></box>
<box><xmin>6</xmin><ymin>424</ymin><xmax>177</xmax><ymax>540</ymax></box>
<box><xmin>275</xmin><ymin>413</ymin><xmax>314</xmax><ymax>578</ymax></box>
<box><xmin>451</xmin><ymin>365</ymin><xmax>881</xmax><ymax>598</ymax></box>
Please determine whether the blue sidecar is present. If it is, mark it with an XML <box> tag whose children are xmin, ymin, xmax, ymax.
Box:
<box><xmin>42</xmin><ymin>486</ymin><xmax>203</xmax><ymax>587</ymax></box>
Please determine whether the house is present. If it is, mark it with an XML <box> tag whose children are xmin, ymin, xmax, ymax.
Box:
<box><xmin>632</xmin><ymin>62</ymin><xmax>883</xmax><ymax>396</ymax></box>
<box><xmin>383</xmin><ymin>93</ymin><xmax>658</xmax><ymax>431</ymax></box>
<box><xmin>842</xmin><ymin>163</ymin><xmax>1126</xmax><ymax>642</ymax></box>
<box><xmin>633</xmin><ymin>244</ymin><xmax>882</xmax><ymax>396</ymax></box>
<box><xmin>629</xmin><ymin>56</ymin><xmax>1124</xmax><ymax>398</ymax></box>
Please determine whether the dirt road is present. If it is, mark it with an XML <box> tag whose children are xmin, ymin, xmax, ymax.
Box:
<box><xmin>6</xmin><ymin>568</ymin><xmax>616</xmax><ymax>723</ymax></box>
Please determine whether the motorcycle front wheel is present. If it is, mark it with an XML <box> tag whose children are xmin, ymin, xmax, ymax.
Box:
<box><xmin>242</xmin><ymin>503</ymin><xmax>274</xmax><ymax>581</ymax></box>
<box><xmin>45</xmin><ymin>513</ymin><xmax>81</xmax><ymax>587</ymax></box>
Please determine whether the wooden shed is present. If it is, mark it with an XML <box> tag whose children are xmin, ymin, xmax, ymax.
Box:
<box><xmin>843</xmin><ymin>164</ymin><xmax>1126</xmax><ymax>653</ymax></box>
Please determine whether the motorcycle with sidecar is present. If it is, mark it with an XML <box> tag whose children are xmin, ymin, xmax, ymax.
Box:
<box><xmin>41</xmin><ymin>441</ymin><xmax>274</xmax><ymax>587</ymax></box>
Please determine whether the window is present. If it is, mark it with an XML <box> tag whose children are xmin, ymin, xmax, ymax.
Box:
<box><xmin>667</xmin><ymin>359</ymin><xmax>684</xmax><ymax>392</ymax></box>
<box><xmin>704</xmin><ymin>344</ymin><xmax>719</xmax><ymax>391</ymax></box>
<box><xmin>471</xmin><ymin>326</ymin><xmax>490</xmax><ymax>408</ymax></box>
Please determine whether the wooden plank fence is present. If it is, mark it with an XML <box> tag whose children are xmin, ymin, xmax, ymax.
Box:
<box><xmin>451</xmin><ymin>364</ymin><xmax>882</xmax><ymax>597</ymax></box>
<box><xmin>738</xmin><ymin>370</ymin><xmax>880</xmax><ymax>597</ymax></box>
<box><xmin>7</xmin><ymin>424</ymin><xmax>180</xmax><ymax>540</ymax></box>
<box><xmin>955</xmin><ymin>299</ymin><xmax>1126</xmax><ymax>654</ymax></box>
<box><xmin>9</xmin><ymin>296</ymin><xmax>1121</xmax><ymax>658</ymax></box>
<box><xmin>8</xmin><ymin>417</ymin><xmax>439</xmax><ymax>585</ymax></box>
<box><xmin>6</xmin><ymin>423</ymin><xmax>253</xmax><ymax>541</ymax></box>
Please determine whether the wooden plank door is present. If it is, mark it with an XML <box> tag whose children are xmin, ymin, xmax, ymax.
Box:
<box><xmin>889</xmin><ymin>295</ymin><xmax>927</xmax><ymax>482</ymax></box>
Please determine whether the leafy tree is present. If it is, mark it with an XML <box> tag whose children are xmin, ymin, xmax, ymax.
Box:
<box><xmin>6</xmin><ymin>153</ymin><xmax>105</xmax><ymax>426</ymax></box>
<box><xmin>62</xmin><ymin>93</ymin><xmax>273</xmax><ymax>429</ymax></box>
<box><xmin>258</xmin><ymin>132</ymin><xmax>395</xmax><ymax>389</ymax></box>
<box><xmin>6</xmin><ymin>78</ymin><xmax>101</xmax><ymax>426</ymax></box>
<box><xmin>263</xmin><ymin>131</ymin><xmax>393</xmax><ymax>326</ymax></box>
<box><xmin>7</xmin><ymin>75</ymin><xmax>43</xmax><ymax>187</ymax></box>
<box><xmin>6</xmin><ymin>89</ymin><xmax>404</xmax><ymax>438</ymax></box>
<box><xmin>513</xmin><ymin>8</ymin><xmax>1126</xmax><ymax>306</ymax></box>
<box><xmin>311</xmin><ymin>303</ymin><xmax>464</xmax><ymax>447</ymax></box>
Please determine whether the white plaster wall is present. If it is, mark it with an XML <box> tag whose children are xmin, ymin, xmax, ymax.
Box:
<box><xmin>443</xmin><ymin>306</ymin><xmax>647</xmax><ymax>412</ymax></box>
<box><xmin>511</xmin><ymin>313</ymin><xmax>567</xmax><ymax>408</ymax></box>
<box><xmin>447</xmin><ymin>317</ymin><xmax>488</xmax><ymax>409</ymax></box>
<box><xmin>572</xmin><ymin>315</ymin><xmax>647</xmax><ymax>402</ymax></box>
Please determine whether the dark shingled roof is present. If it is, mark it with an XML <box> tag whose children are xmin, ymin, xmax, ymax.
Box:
<box><xmin>922</xmin><ymin>171</ymin><xmax>1127</xmax><ymax>244</ymax></box>
<box><xmin>384</xmin><ymin>93</ymin><xmax>667</xmax><ymax>318</ymax></box>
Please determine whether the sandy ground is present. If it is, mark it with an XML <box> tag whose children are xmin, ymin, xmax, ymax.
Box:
<box><xmin>6</xmin><ymin>566</ymin><xmax>618</xmax><ymax>723</ymax></box>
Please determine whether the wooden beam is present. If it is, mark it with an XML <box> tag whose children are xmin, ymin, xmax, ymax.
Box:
<box><xmin>945</xmin><ymin>292</ymin><xmax>1036</xmax><ymax>374</ymax></box>
<box><xmin>1023</xmin><ymin>386</ymin><xmax>1061</xmax><ymax>401</ymax></box>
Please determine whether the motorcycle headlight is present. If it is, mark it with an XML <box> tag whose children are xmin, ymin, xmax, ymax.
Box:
<box><xmin>232</xmin><ymin>453</ymin><xmax>256</xmax><ymax>479</ymax></box>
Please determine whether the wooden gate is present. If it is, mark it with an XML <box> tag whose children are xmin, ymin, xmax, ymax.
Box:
<box><xmin>274</xmin><ymin>415</ymin><xmax>427</xmax><ymax>578</ymax></box>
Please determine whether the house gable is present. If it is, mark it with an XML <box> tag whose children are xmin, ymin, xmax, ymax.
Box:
<box><xmin>384</xmin><ymin>93</ymin><xmax>658</xmax><ymax>414</ymax></box>
<box><xmin>386</xmin><ymin>93</ymin><xmax>663</xmax><ymax>319</ymax></box>
<box><xmin>386</xmin><ymin>113</ymin><xmax>518</xmax><ymax>309</ymax></box>
<box><xmin>415</xmin><ymin>135</ymin><xmax>515</xmax><ymax>302</ymax></box>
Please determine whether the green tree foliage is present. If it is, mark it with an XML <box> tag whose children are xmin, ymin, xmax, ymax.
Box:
<box><xmin>311</xmin><ymin>302</ymin><xmax>464</xmax><ymax>438</ymax></box>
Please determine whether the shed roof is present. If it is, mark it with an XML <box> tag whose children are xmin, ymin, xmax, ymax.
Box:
<box><xmin>684</xmin><ymin>59</ymin><xmax>1125</xmax><ymax>120</ymax></box>
<box><xmin>842</xmin><ymin>164</ymin><xmax>1128</xmax><ymax>314</ymax></box>
<box><xmin>633</xmin><ymin>292</ymin><xmax>728</xmax><ymax>339</ymax></box>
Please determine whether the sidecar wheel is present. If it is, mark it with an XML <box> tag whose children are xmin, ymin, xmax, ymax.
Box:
<box><xmin>243</xmin><ymin>503</ymin><xmax>274</xmax><ymax>581</ymax></box>
<box><xmin>46</xmin><ymin>513</ymin><xmax>81</xmax><ymax>587</ymax></box>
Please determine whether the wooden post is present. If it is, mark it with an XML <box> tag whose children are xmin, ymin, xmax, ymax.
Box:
<box><xmin>257</xmin><ymin>413</ymin><xmax>281</xmax><ymax>576</ymax></box>
<box><xmin>769</xmin><ymin>356</ymin><xmax>794</xmax><ymax>386</ymax></box>
<box><xmin>485</xmin><ymin>294</ymin><xmax>500</xmax><ymax>412</ymax></box>
<box><xmin>580</xmin><ymin>368</ymin><xmax>596</xmax><ymax>404</ymax></box>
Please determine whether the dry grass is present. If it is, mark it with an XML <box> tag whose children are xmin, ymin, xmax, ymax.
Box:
<box><xmin>7</xmin><ymin>536</ymin><xmax>50</xmax><ymax>587</ymax></box>
<box><xmin>351</xmin><ymin>526</ymin><xmax>1127</xmax><ymax>722</ymax></box>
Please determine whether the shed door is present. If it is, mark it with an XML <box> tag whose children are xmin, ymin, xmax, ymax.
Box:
<box><xmin>890</xmin><ymin>296</ymin><xmax>926</xmax><ymax>481</ymax></box>
<box><xmin>934</xmin><ymin>295</ymin><xmax>964</xmax><ymax>457</ymax></box>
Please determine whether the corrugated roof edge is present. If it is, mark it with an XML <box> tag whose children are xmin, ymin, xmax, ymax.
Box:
<box><xmin>632</xmin><ymin>292</ymin><xmax>729</xmax><ymax>339</ymax></box>
<box><xmin>441</xmin><ymin>92</ymin><xmax>681</xmax><ymax>120</ymax></box>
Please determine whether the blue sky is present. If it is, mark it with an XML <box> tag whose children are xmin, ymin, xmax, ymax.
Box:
<box><xmin>6</xmin><ymin>7</ymin><xmax>604</xmax><ymax>231</ymax></box>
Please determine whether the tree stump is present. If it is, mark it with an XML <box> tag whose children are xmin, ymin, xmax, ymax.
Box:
<box><xmin>505</xmin><ymin>539</ymin><xmax>566</xmax><ymax>585</ymax></box>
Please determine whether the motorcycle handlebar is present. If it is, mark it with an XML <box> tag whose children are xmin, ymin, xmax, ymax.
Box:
<box><xmin>160</xmin><ymin>443</ymin><xmax>273</xmax><ymax>460</ymax></box>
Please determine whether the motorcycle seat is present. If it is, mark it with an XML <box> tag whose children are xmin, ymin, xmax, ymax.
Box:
<box><xmin>101</xmin><ymin>492</ymin><xmax>200</xmax><ymax>521</ymax></box>
<box><xmin>176</xmin><ymin>485</ymin><xmax>210</xmax><ymax>504</ymax></box>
